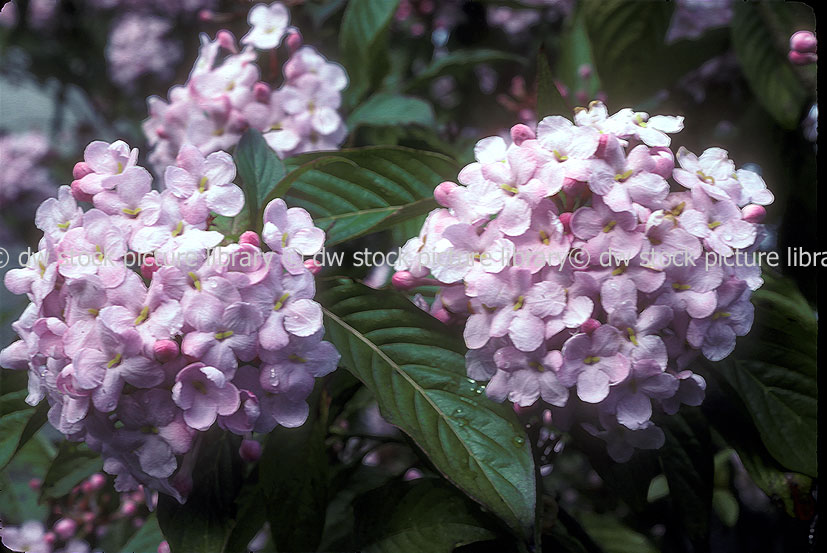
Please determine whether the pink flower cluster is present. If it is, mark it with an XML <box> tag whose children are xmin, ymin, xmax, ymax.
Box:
<box><xmin>1</xmin><ymin>140</ymin><xmax>339</xmax><ymax>501</ymax></box>
<box><xmin>0</xmin><ymin>473</ymin><xmax>153</xmax><ymax>553</ymax></box>
<box><xmin>143</xmin><ymin>2</ymin><xmax>347</xmax><ymax>171</ymax></box>
<box><xmin>393</xmin><ymin>101</ymin><xmax>772</xmax><ymax>461</ymax></box>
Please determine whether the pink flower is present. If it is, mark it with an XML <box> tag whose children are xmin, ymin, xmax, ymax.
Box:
<box><xmin>242</xmin><ymin>2</ymin><xmax>290</xmax><ymax>50</ymax></box>
<box><xmin>172</xmin><ymin>363</ymin><xmax>241</xmax><ymax>431</ymax></box>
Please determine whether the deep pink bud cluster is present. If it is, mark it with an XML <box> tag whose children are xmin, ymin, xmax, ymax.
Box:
<box><xmin>0</xmin><ymin>473</ymin><xmax>153</xmax><ymax>553</ymax></box>
<box><xmin>394</xmin><ymin>101</ymin><xmax>773</xmax><ymax>461</ymax></box>
<box><xmin>1</xmin><ymin>140</ymin><xmax>339</xmax><ymax>501</ymax></box>
<box><xmin>143</xmin><ymin>1</ymin><xmax>348</xmax><ymax>171</ymax></box>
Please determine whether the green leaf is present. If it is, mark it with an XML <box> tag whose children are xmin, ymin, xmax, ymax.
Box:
<box><xmin>259</xmin><ymin>400</ymin><xmax>329</xmax><ymax>552</ymax></box>
<box><xmin>716</xmin><ymin>273</ymin><xmax>817</xmax><ymax>477</ymax></box>
<box><xmin>353</xmin><ymin>478</ymin><xmax>498</xmax><ymax>553</ymax></box>
<box><xmin>339</xmin><ymin>0</ymin><xmax>401</xmax><ymax>107</ymax></box>
<box><xmin>554</xmin><ymin>8</ymin><xmax>601</xmax><ymax>103</ymax></box>
<box><xmin>234</xmin><ymin>128</ymin><xmax>287</xmax><ymax>230</ymax></box>
<box><xmin>157</xmin><ymin>431</ymin><xmax>243</xmax><ymax>553</ymax></box>
<box><xmin>405</xmin><ymin>49</ymin><xmax>524</xmax><ymax>92</ymax></box>
<box><xmin>578</xmin><ymin>512</ymin><xmax>659</xmax><ymax>553</ymax></box>
<box><xmin>657</xmin><ymin>409</ymin><xmax>713</xmax><ymax>546</ymax></box>
<box><xmin>348</xmin><ymin>93</ymin><xmax>435</xmax><ymax>129</ymax></box>
<box><xmin>119</xmin><ymin>513</ymin><xmax>164</xmax><ymax>553</ymax></box>
<box><xmin>731</xmin><ymin>2</ymin><xmax>808</xmax><ymax>129</ymax></box>
<box><xmin>283</xmin><ymin>146</ymin><xmax>457</xmax><ymax>246</ymax></box>
<box><xmin>222</xmin><ymin>484</ymin><xmax>268</xmax><ymax>553</ymax></box>
<box><xmin>536</xmin><ymin>48</ymin><xmax>571</xmax><ymax>119</ymax></box>
<box><xmin>581</xmin><ymin>0</ymin><xmax>674</xmax><ymax>106</ymax></box>
<box><xmin>261</xmin><ymin>155</ymin><xmax>356</xmax><ymax>207</ymax></box>
<box><xmin>40</xmin><ymin>441</ymin><xmax>103</xmax><ymax>500</ymax></box>
<box><xmin>0</xmin><ymin>390</ymin><xmax>35</xmax><ymax>469</ymax></box>
<box><xmin>319</xmin><ymin>282</ymin><xmax>536</xmax><ymax>537</ymax></box>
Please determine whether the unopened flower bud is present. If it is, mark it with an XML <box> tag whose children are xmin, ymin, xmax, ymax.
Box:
<box><xmin>44</xmin><ymin>532</ymin><xmax>56</xmax><ymax>545</ymax></box>
<box><xmin>741</xmin><ymin>204</ymin><xmax>766</xmax><ymax>223</ymax></box>
<box><xmin>431</xmin><ymin>307</ymin><xmax>452</xmax><ymax>324</ymax></box>
<box><xmin>239</xmin><ymin>439</ymin><xmax>262</xmax><ymax>462</ymax></box>
<box><xmin>434</xmin><ymin>181</ymin><xmax>456</xmax><ymax>207</ymax></box>
<box><xmin>216</xmin><ymin>30</ymin><xmax>238</xmax><ymax>53</ymax></box>
<box><xmin>239</xmin><ymin>230</ymin><xmax>260</xmax><ymax>247</ymax></box>
<box><xmin>122</xmin><ymin>500</ymin><xmax>138</xmax><ymax>516</ymax></box>
<box><xmin>649</xmin><ymin>146</ymin><xmax>675</xmax><ymax>178</ymax></box>
<box><xmin>580</xmin><ymin>318</ymin><xmax>601</xmax><ymax>334</ymax></box>
<box><xmin>29</xmin><ymin>478</ymin><xmax>42</xmax><ymax>490</ymax></box>
<box><xmin>578</xmin><ymin>63</ymin><xmax>592</xmax><ymax>80</ymax></box>
<box><xmin>286</xmin><ymin>28</ymin><xmax>303</xmax><ymax>53</ymax></box>
<box><xmin>158</xmin><ymin>541</ymin><xmax>171</xmax><ymax>553</ymax></box>
<box><xmin>788</xmin><ymin>50</ymin><xmax>817</xmax><ymax>65</ymax></box>
<box><xmin>72</xmin><ymin>162</ymin><xmax>93</xmax><ymax>180</ymax></box>
<box><xmin>253</xmin><ymin>82</ymin><xmax>271</xmax><ymax>103</ymax></box>
<box><xmin>403</xmin><ymin>468</ymin><xmax>423</xmax><ymax>481</ymax></box>
<box><xmin>558</xmin><ymin>212</ymin><xmax>572</xmax><ymax>234</ymax></box>
<box><xmin>790</xmin><ymin>30</ymin><xmax>817</xmax><ymax>53</ymax></box>
<box><xmin>391</xmin><ymin>271</ymin><xmax>420</xmax><ymax>290</ymax></box>
<box><xmin>510</xmin><ymin>124</ymin><xmax>536</xmax><ymax>145</ymax></box>
<box><xmin>304</xmin><ymin>259</ymin><xmax>322</xmax><ymax>275</ymax></box>
<box><xmin>154</xmin><ymin>340</ymin><xmax>179</xmax><ymax>363</ymax></box>
<box><xmin>53</xmin><ymin>518</ymin><xmax>77</xmax><ymax>539</ymax></box>
<box><xmin>87</xmin><ymin>472</ymin><xmax>106</xmax><ymax>491</ymax></box>
<box><xmin>140</xmin><ymin>256</ymin><xmax>159</xmax><ymax>280</ymax></box>
<box><xmin>70</xmin><ymin>181</ymin><xmax>93</xmax><ymax>203</ymax></box>
<box><xmin>198</xmin><ymin>9</ymin><xmax>213</xmax><ymax>22</ymax></box>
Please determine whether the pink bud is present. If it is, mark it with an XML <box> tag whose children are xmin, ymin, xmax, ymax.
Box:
<box><xmin>154</xmin><ymin>340</ymin><xmax>179</xmax><ymax>363</ymax></box>
<box><xmin>403</xmin><ymin>468</ymin><xmax>423</xmax><ymax>481</ymax></box>
<box><xmin>788</xmin><ymin>50</ymin><xmax>817</xmax><ymax>65</ymax></box>
<box><xmin>649</xmin><ymin>146</ymin><xmax>675</xmax><ymax>178</ymax></box>
<box><xmin>70</xmin><ymin>180</ymin><xmax>94</xmax><ymax>203</ymax></box>
<box><xmin>554</xmin><ymin>80</ymin><xmax>569</xmax><ymax>99</ymax></box>
<box><xmin>253</xmin><ymin>82</ymin><xmax>271</xmax><ymax>103</ymax></box>
<box><xmin>29</xmin><ymin>478</ymin><xmax>42</xmax><ymax>490</ymax></box>
<box><xmin>578</xmin><ymin>63</ymin><xmax>592</xmax><ymax>80</ymax></box>
<box><xmin>198</xmin><ymin>9</ymin><xmax>213</xmax><ymax>22</ymax></box>
<box><xmin>216</xmin><ymin>30</ymin><xmax>238</xmax><ymax>53</ymax></box>
<box><xmin>286</xmin><ymin>28</ymin><xmax>303</xmax><ymax>53</ymax></box>
<box><xmin>239</xmin><ymin>230</ymin><xmax>260</xmax><ymax>247</ymax></box>
<box><xmin>558</xmin><ymin>212</ymin><xmax>573</xmax><ymax>234</ymax></box>
<box><xmin>44</xmin><ymin>532</ymin><xmax>56</xmax><ymax>545</ymax></box>
<box><xmin>542</xmin><ymin>409</ymin><xmax>553</xmax><ymax>426</ymax></box>
<box><xmin>790</xmin><ymin>30</ymin><xmax>817</xmax><ymax>53</ymax></box>
<box><xmin>239</xmin><ymin>439</ymin><xmax>262</xmax><ymax>463</ymax></box>
<box><xmin>580</xmin><ymin>318</ymin><xmax>601</xmax><ymax>334</ymax></box>
<box><xmin>140</xmin><ymin>256</ymin><xmax>159</xmax><ymax>280</ymax></box>
<box><xmin>54</xmin><ymin>518</ymin><xmax>77</xmax><ymax>540</ymax></box>
<box><xmin>391</xmin><ymin>271</ymin><xmax>419</xmax><ymax>290</ymax></box>
<box><xmin>158</xmin><ymin>541</ymin><xmax>171</xmax><ymax>553</ymax></box>
<box><xmin>431</xmin><ymin>307</ymin><xmax>452</xmax><ymax>324</ymax></box>
<box><xmin>88</xmin><ymin>472</ymin><xmax>106</xmax><ymax>491</ymax></box>
<box><xmin>510</xmin><ymin>124</ymin><xmax>536</xmax><ymax>145</ymax></box>
<box><xmin>72</xmin><ymin>161</ymin><xmax>93</xmax><ymax>180</ymax></box>
<box><xmin>81</xmin><ymin>481</ymin><xmax>94</xmax><ymax>494</ymax></box>
<box><xmin>304</xmin><ymin>259</ymin><xmax>323</xmax><ymax>275</ymax></box>
<box><xmin>121</xmin><ymin>500</ymin><xmax>138</xmax><ymax>516</ymax></box>
<box><xmin>133</xmin><ymin>517</ymin><xmax>145</xmax><ymax>528</ymax></box>
<box><xmin>433</xmin><ymin>181</ymin><xmax>456</xmax><ymax>207</ymax></box>
<box><xmin>155</xmin><ymin>126</ymin><xmax>169</xmax><ymax>140</ymax></box>
<box><xmin>741</xmin><ymin>204</ymin><xmax>766</xmax><ymax>223</ymax></box>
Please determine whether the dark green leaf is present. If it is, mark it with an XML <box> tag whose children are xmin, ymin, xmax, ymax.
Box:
<box><xmin>536</xmin><ymin>48</ymin><xmax>571</xmax><ymax>119</ymax></box>
<box><xmin>157</xmin><ymin>431</ymin><xmax>243</xmax><ymax>553</ymax></box>
<box><xmin>354</xmin><ymin>478</ymin><xmax>497</xmax><ymax>553</ymax></box>
<box><xmin>260</xmin><ymin>401</ymin><xmax>329</xmax><ymax>552</ymax></box>
<box><xmin>657</xmin><ymin>409</ymin><xmax>713</xmax><ymax>546</ymax></box>
<box><xmin>119</xmin><ymin>513</ymin><xmax>165</xmax><ymax>553</ymax></box>
<box><xmin>222</xmin><ymin>484</ymin><xmax>268</xmax><ymax>553</ymax></box>
<box><xmin>261</xmin><ymin>155</ymin><xmax>356</xmax><ymax>207</ymax></box>
<box><xmin>731</xmin><ymin>2</ymin><xmax>808</xmax><ymax>129</ymax></box>
<box><xmin>348</xmin><ymin>93</ymin><xmax>435</xmax><ymax>129</ymax></box>
<box><xmin>577</xmin><ymin>512</ymin><xmax>658</xmax><ymax>553</ymax></box>
<box><xmin>715</xmin><ymin>273</ymin><xmax>817</xmax><ymax>477</ymax></box>
<box><xmin>339</xmin><ymin>0</ymin><xmax>401</xmax><ymax>106</ymax></box>
<box><xmin>40</xmin><ymin>441</ymin><xmax>103</xmax><ymax>499</ymax></box>
<box><xmin>234</xmin><ymin>128</ymin><xmax>287</xmax><ymax>230</ymax></box>
<box><xmin>283</xmin><ymin>146</ymin><xmax>457</xmax><ymax>246</ymax></box>
<box><xmin>319</xmin><ymin>282</ymin><xmax>536</xmax><ymax>537</ymax></box>
<box><xmin>581</xmin><ymin>0</ymin><xmax>674</xmax><ymax>106</ymax></box>
<box><xmin>0</xmin><ymin>390</ymin><xmax>35</xmax><ymax>469</ymax></box>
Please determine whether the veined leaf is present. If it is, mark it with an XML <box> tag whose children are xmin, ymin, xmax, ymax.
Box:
<box><xmin>39</xmin><ymin>441</ymin><xmax>102</xmax><ymax>500</ymax></box>
<box><xmin>283</xmin><ymin>146</ymin><xmax>457</xmax><ymax>246</ymax></box>
<box><xmin>353</xmin><ymin>478</ymin><xmax>498</xmax><ymax>553</ymax></box>
<box><xmin>348</xmin><ymin>93</ymin><xmax>435</xmax><ymax>129</ymax></box>
<box><xmin>234</xmin><ymin>128</ymin><xmax>287</xmax><ymax>230</ymax></box>
<box><xmin>319</xmin><ymin>282</ymin><xmax>536</xmax><ymax>537</ymax></box>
